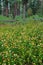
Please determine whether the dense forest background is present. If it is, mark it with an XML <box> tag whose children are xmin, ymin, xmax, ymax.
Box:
<box><xmin>0</xmin><ymin>0</ymin><xmax>43</xmax><ymax>18</ymax></box>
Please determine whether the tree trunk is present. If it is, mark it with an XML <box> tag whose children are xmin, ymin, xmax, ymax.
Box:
<box><xmin>1</xmin><ymin>0</ymin><xmax>4</xmax><ymax>15</ymax></box>
<box><xmin>17</xmin><ymin>2</ymin><xmax>20</xmax><ymax>15</ymax></box>
<box><xmin>5</xmin><ymin>0</ymin><xmax>8</xmax><ymax>16</ymax></box>
<box><xmin>14</xmin><ymin>3</ymin><xmax>17</xmax><ymax>16</ymax></box>
<box><xmin>11</xmin><ymin>3</ymin><xmax>17</xmax><ymax>18</ymax></box>
<box><xmin>6</xmin><ymin>7</ymin><xmax>8</xmax><ymax>16</ymax></box>
<box><xmin>41</xmin><ymin>0</ymin><xmax>43</xmax><ymax>15</ymax></box>
<box><xmin>0</xmin><ymin>0</ymin><xmax>1</xmax><ymax>14</ymax></box>
<box><xmin>8</xmin><ymin>1</ymin><xmax>10</xmax><ymax>16</ymax></box>
<box><xmin>23</xmin><ymin>4</ymin><xmax>26</xmax><ymax>18</ymax></box>
<box><xmin>22</xmin><ymin>0</ymin><xmax>28</xmax><ymax>18</ymax></box>
<box><xmin>22</xmin><ymin>4</ymin><xmax>27</xmax><ymax>18</ymax></box>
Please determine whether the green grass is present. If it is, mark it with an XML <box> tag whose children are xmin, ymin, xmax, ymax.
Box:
<box><xmin>0</xmin><ymin>18</ymin><xmax>43</xmax><ymax>65</ymax></box>
<box><xmin>0</xmin><ymin>15</ymin><xmax>12</xmax><ymax>20</ymax></box>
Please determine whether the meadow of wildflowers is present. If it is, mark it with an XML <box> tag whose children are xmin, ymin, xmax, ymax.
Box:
<box><xmin>0</xmin><ymin>21</ymin><xmax>43</xmax><ymax>65</ymax></box>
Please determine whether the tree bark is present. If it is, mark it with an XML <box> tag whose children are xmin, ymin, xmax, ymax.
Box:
<box><xmin>5</xmin><ymin>0</ymin><xmax>8</xmax><ymax>16</ymax></box>
<box><xmin>17</xmin><ymin>2</ymin><xmax>20</xmax><ymax>15</ymax></box>
<box><xmin>8</xmin><ymin>1</ymin><xmax>10</xmax><ymax>16</ymax></box>
<box><xmin>0</xmin><ymin>0</ymin><xmax>1</xmax><ymax>14</ymax></box>
<box><xmin>23</xmin><ymin>4</ymin><xmax>26</xmax><ymax>18</ymax></box>
<box><xmin>1</xmin><ymin>0</ymin><xmax>4</xmax><ymax>15</ymax></box>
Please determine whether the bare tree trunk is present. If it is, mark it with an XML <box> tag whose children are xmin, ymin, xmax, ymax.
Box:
<box><xmin>11</xmin><ymin>2</ymin><xmax>17</xmax><ymax>18</ymax></box>
<box><xmin>22</xmin><ymin>0</ymin><xmax>28</xmax><ymax>18</ymax></box>
<box><xmin>41</xmin><ymin>0</ymin><xmax>43</xmax><ymax>15</ymax></box>
<box><xmin>17</xmin><ymin>2</ymin><xmax>20</xmax><ymax>15</ymax></box>
<box><xmin>1</xmin><ymin>0</ymin><xmax>4</xmax><ymax>15</ymax></box>
<box><xmin>23</xmin><ymin>4</ymin><xmax>26</xmax><ymax>18</ymax></box>
<box><xmin>13</xmin><ymin>3</ymin><xmax>17</xmax><ymax>17</ymax></box>
<box><xmin>5</xmin><ymin>0</ymin><xmax>8</xmax><ymax>16</ymax></box>
<box><xmin>20</xmin><ymin>2</ymin><xmax>22</xmax><ymax>15</ymax></box>
<box><xmin>8</xmin><ymin>1</ymin><xmax>10</xmax><ymax>16</ymax></box>
<box><xmin>6</xmin><ymin>6</ymin><xmax>8</xmax><ymax>16</ymax></box>
<box><xmin>13</xmin><ymin>2</ymin><xmax>20</xmax><ymax>17</ymax></box>
<box><xmin>0</xmin><ymin>0</ymin><xmax>1</xmax><ymax>14</ymax></box>
<box><xmin>22</xmin><ymin>4</ymin><xmax>27</xmax><ymax>18</ymax></box>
